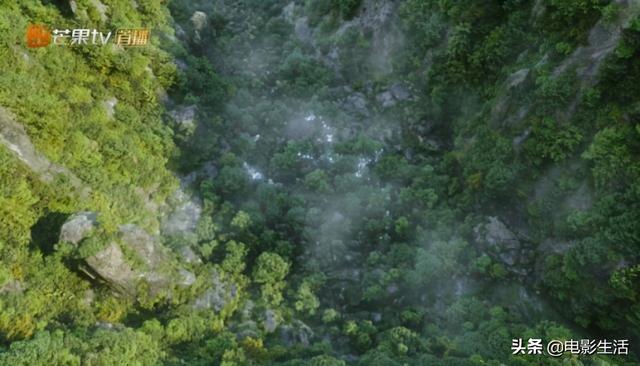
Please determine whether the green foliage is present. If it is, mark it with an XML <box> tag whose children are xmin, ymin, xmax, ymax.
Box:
<box><xmin>335</xmin><ymin>0</ymin><xmax>361</xmax><ymax>19</ymax></box>
<box><xmin>77</xmin><ymin>234</ymin><xmax>109</xmax><ymax>259</ymax></box>
<box><xmin>253</xmin><ymin>252</ymin><xmax>290</xmax><ymax>306</ymax></box>
<box><xmin>222</xmin><ymin>240</ymin><xmax>249</xmax><ymax>276</ymax></box>
<box><xmin>0</xmin><ymin>330</ymin><xmax>79</xmax><ymax>366</ymax></box>
<box><xmin>534</xmin><ymin>73</ymin><xmax>578</xmax><ymax>114</ymax></box>
<box><xmin>582</xmin><ymin>125</ymin><xmax>638</xmax><ymax>188</ymax></box>
<box><xmin>321</xmin><ymin>309</ymin><xmax>340</xmax><ymax>324</ymax></box>
<box><xmin>304</xmin><ymin>169</ymin><xmax>331</xmax><ymax>193</ymax></box>
<box><xmin>541</xmin><ymin>0</ymin><xmax>607</xmax><ymax>46</ymax></box>
<box><xmin>306</xmin><ymin>0</ymin><xmax>362</xmax><ymax>25</ymax></box>
<box><xmin>525</xmin><ymin>117</ymin><xmax>583</xmax><ymax>164</ymax></box>
<box><xmin>231</xmin><ymin>211</ymin><xmax>252</xmax><ymax>230</ymax></box>
<box><xmin>166</xmin><ymin>314</ymin><xmax>209</xmax><ymax>344</ymax></box>
<box><xmin>279</xmin><ymin>49</ymin><xmax>330</xmax><ymax>95</ymax></box>
<box><xmin>294</xmin><ymin>278</ymin><xmax>322</xmax><ymax>316</ymax></box>
<box><xmin>309</xmin><ymin>355</ymin><xmax>346</xmax><ymax>366</ymax></box>
<box><xmin>253</xmin><ymin>252</ymin><xmax>290</xmax><ymax>284</ymax></box>
<box><xmin>406</xmin><ymin>238</ymin><xmax>468</xmax><ymax>288</ymax></box>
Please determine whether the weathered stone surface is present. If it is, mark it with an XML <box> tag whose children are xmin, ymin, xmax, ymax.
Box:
<box><xmin>190</xmin><ymin>11</ymin><xmax>208</xmax><ymax>31</ymax></box>
<box><xmin>60</xmin><ymin>212</ymin><xmax>98</xmax><ymax>245</ymax></box>
<box><xmin>59</xmin><ymin>213</ymin><xmax>195</xmax><ymax>298</ymax></box>
<box><xmin>0</xmin><ymin>280</ymin><xmax>25</xmax><ymax>295</ymax></box>
<box><xmin>83</xmin><ymin>289</ymin><xmax>95</xmax><ymax>306</ymax></box>
<box><xmin>161</xmin><ymin>187</ymin><xmax>202</xmax><ymax>235</ymax></box>
<box><xmin>179</xmin><ymin>246</ymin><xmax>202</xmax><ymax>264</ymax></box>
<box><xmin>564</xmin><ymin>182</ymin><xmax>593</xmax><ymax>212</ymax></box>
<box><xmin>0</xmin><ymin>107</ymin><xmax>90</xmax><ymax>198</ymax></box>
<box><xmin>282</xmin><ymin>2</ymin><xmax>295</xmax><ymax>23</ymax></box>
<box><xmin>280</xmin><ymin>320</ymin><xmax>314</xmax><ymax>346</ymax></box>
<box><xmin>236</xmin><ymin>320</ymin><xmax>259</xmax><ymax>339</ymax></box>
<box><xmin>294</xmin><ymin>17</ymin><xmax>313</xmax><ymax>44</ymax></box>
<box><xmin>85</xmin><ymin>242</ymin><xmax>139</xmax><ymax>295</ymax></box>
<box><xmin>89</xmin><ymin>0</ymin><xmax>109</xmax><ymax>22</ymax></box>
<box><xmin>189</xmin><ymin>11</ymin><xmax>208</xmax><ymax>43</ymax></box>
<box><xmin>390</xmin><ymin>83</ymin><xmax>410</xmax><ymax>100</ymax></box>
<box><xmin>372</xmin><ymin>312</ymin><xmax>382</xmax><ymax>323</ymax></box>
<box><xmin>376</xmin><ymin>90</ymin><xmax>395</xmax><ymax>108</ymax></box>
<box><xmin>512</xmin><ymin>127</ymin><xmax>531</xmax><ymax>147</ymax></box>
<box><xmin>175</xmin><ymin>24</ymin><xmax>187</xmax><ymax>40</ymax></box>
<box><xmin>170</xmin><ymin>105</ymin><xmax>197</xmax><ymax>129</ymax></box>
<box><xmin>376</xmin><ymin>83</ymin><xmax>410</xmax><ymax>108</ymax></box>
<box><xmin>174</xmin><ymin>59</ymin><xmax>188</xmax><ymax>71</ymax></box>
<box><xmin>475</xmin><ymin>216</ymin><xmax>526</xmax><ymax>272</ymax></box>
<box><xmin>103</xmin><ymin>97</ymin><xmax>117</xmax><ymax>118</ymax></box>
<box><xmin>193</xmin><ymin>270</ymin><xmax>238</xmax><ymax>312</ymax></box>
<box><xmin>507</xmin><ymin>68</ymin><xmax>529</xmax><ymax>88</ymax></box>
<box><xmin>553</xmin><ymin>0</ymin><xmax>640</xmax><ymax>84</ymax></box>
<box><xmin>264</xmin><ymin>309</ymin><xmax>278</xmax><ymax>333</ymax></box>
<box><xmin>345</xmin><ymin>92</ymin><xmax>369</xmax><ymax>115</ymax></box>
<box><xmin>482</xmin><ymin>217</ymin><xmax>520</xmax><ymax>251</ymax></box>
<box><xmin>119</xmin><ymin>224</ymin><xmax>169</xmax><ymax>270</ymax></box>
<box><xmin>178</xmin><ymin>269</ymin><xmax>196</xmax><ymax>287</ymax></box>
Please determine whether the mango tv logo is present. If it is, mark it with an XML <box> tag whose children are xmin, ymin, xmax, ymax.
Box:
<box><xmin>25</xmin><ymin>24</ymin><xmax>51</xmax><ymax>48</ymax></box>
<box><xmin>25</xmin><ymin>24</ymin><xmax>150</xmax><ymax>48</ymax></box>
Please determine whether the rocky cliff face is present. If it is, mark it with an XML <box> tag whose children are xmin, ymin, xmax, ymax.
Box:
<box><xmin>0</xmin><ymin>107</ymin><xmax>90</xmax><ymax>198</ymax></box>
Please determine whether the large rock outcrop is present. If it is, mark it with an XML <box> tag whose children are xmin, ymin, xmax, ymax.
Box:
<box><xmin>59</xmin><ymin>212</ymin><xmax>194</xmax><ymax>298</ymax></box>
<box><xmin>0</xmin><ymin>107</ymin><xmax>90</xmax><ymax>198</ymax></box>
<box><xmin>474</xmin><ymin>216</ymin><xmax>531</xmax><ymax>276</ymax></box>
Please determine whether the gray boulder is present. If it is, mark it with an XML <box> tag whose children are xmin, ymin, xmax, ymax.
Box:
<box><xmin>282</xmin><ymin>2</ymin><xmax>295</xmax><ymax>23</ymax></box>
<box><xmin>118</xmin><ymin>224</ymin><xmax>169</xmax><ymax>269</ymax></box>
<box><xmin>190</xmin><ymin>11</ymin><xmax>208</xmax><ymax>31</ymax></box>
<box><xmin>59</xmin><ymin>213</ymin><xmax>193</xmax><ymax>298</ymax></box>
<box><xmin>103</xmin><ymin>97</ymin><xmax>117</xmax><ymax>118</ymax></box>
<box><xmin>376</xmin><ymin>84</ymin><xmax>410</xmax><ymax>108</ymax></box>
<box><xmin>345</xmin><ymin>92</ymin><xmax>370</xmax><ymax>116</ymax></box>
<box><xmin>178</xmin><ymin>246</ymin><xmax>202</xmax><ymax>264</ymax></box>
<box><xmin>482</xmin><ymin>217</ymin><xmax>520</xmax><ymax>252</ymax></box>
<box><xmin>0</xmin><ymin>280</ymin><xmax>24</xmax><ymax>295</ymax></box>
<box><xmin>60</xmin><ymin>212</ymin><xmax>98</xmax><ymax>245</ymax></box>
<box><xmin>475</xmin><ymin>216</ymin><xmax>527</xmax><ymax>273</ymax></box>
<box><xmin>178</xmin><ymin>268</ymin><xmax>197</xmax><ymax>287</ymax></box>
<box><xmin>190</xmin><ymin>11</ymin><xmax>208</xmax><ymax>43</ymax></box>
<box><xmin>507</xmin><ymin>68</ymin><xmax>530</xmax><ymax>88</ymax></box>
<box><xmin>170</xmin><ymin>105</ymin><xmax>197</xmax><ymax>129</ymax></box>
<box><xmin>85</xmin><ymin>242</ymin><xmax>139</xmax><ymax>295</ymax></box>
<box><xmin>294</xmin><ymin>17</ymin><xmax>313</xmax><ymax>45</ymax></box>
<box><xmin>193</xmin><ymin>270</ymin><xmax>239</xmax><ymax>312</ymax></box>
<box><xmin>390</xmin><ymin>83</ymin><xmax>410</xmax><ymax>101</ymax></box>
<box><xmin>162</xmin><ymin>186</ymin><xmax>202</xmax><ymax>236</ymax></box>
<box><xmin>264</xmin><ymin>309</ymin><xmax>278</xmax><ymax>333</ymax></box>
<box><xmin>280</xmin><ymin>320</ymin><xmax>314</xmax><ymax>347</ymax></box>
<box><xmin>376</xmin><ymin>90</ymin><xmax>395</xmax><ymax>108</ymax></box>
<box><xmin>83</xmin><ymin>224</ymin><xmax>176</xmax><ymax>297</ymax></box>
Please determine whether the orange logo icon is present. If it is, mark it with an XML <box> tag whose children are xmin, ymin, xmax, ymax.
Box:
<box><xmin>26</xmin><ymin>24</ymin><xmax>51</xmax><ymax>48</ymax></box>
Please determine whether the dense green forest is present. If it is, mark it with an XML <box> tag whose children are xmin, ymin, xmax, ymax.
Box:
<box><xmin>0</xmin><ymin>0</ymin><xmax>639</xmax><ymax>364</ymax></box>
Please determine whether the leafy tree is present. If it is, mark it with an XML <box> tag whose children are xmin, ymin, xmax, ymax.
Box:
<box><xmin>253</xmin><ymin>252</ymin><xmax>290</xmax><ymax>306</ymax></box>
